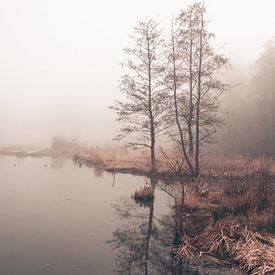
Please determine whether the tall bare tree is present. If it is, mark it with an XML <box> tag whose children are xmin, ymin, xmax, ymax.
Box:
<box><xmin>165</xmin><ymin>3</ymin><xmax>229</xmax><ymax>177</ymax></box>
<box><xmin>192</xmin><ymin>3</ymin><xmax>229</xmax><ymax>177</ymax></box>
<box><xmin>164</xmin><ymin>16</ymin><xmax>195</xmax><ymax>176</ymax></box>
<box><xmin>111</xmin><ymin>19</ymin><xmax>167</xmax><ymax>174</ymax></box>
<box><xmin>176</xmin><ymin>4</ymin><xmax>200</xmax><ymax>156</ymax></box>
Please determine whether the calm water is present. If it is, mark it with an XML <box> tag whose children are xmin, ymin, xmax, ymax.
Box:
<box><xmin>0</xmin><ymin>156</ymin><xmax>239</xmax><ymax>275</ymax></box>
<box><xmin>0</xmin><ymin>156</ymin><xmax>171</xmax><ymax>275</ymax></box>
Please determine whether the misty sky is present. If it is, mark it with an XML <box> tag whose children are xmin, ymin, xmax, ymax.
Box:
<box><xmin>0</xmin><ymin>0</ymin><xmax>274</xmax><ymax>147</ymax></box>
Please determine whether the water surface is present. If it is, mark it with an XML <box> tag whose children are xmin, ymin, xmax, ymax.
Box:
<box><xmin>0</xmin><ymin>156</ymin><xmax>239</xmax><ymax>275</ymax></box>
<box><xmin>0</xmin><ymin>156</ymin><xmax>173</xmax><ymax>275</ymax></box>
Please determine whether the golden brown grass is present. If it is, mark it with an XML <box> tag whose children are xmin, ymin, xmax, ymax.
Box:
<box><xmin>133</xmin><ymin>185</ymin><xmax>154</xmax><ymax>203</ymax></box>
<box><xmin>74</xmin><ymin>147</ymin><xmax>152</xmax><ymax>173</ymax></box>
<box><xmin>184</xmin><ymin>191</ymin><xmax>200</xmax><ymax>209</ymax></box>
<box><xmin>176</xmin><ymin>177</ymin><xmax>275</xmax><ymax>274</ymax></box>
<box><xmin>74</xmin><ymin>148</ymin><xmax>275</xmax><ymax>179</ymax></box>
<box><xmin>200</xmin><ymin>154</ymin><xmax>275</xmax><ymax>179</ymax></box>
<box><xmin>177</xmin><ymin>220</ymin><xmax>275</xmax><ymax>274</ymax></box>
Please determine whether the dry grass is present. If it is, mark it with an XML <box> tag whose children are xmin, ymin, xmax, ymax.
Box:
<box><xmin>74</xmin><ymin>147</ymin><xmax>152</xmax><ymax>173</ymax></box>
<box><xmin>177</xmin><ymin>220</ymin><xmax>275</xmax><ymax>274</ymax></box>
<box><xmin>252</xmin><ymin>211</ymin><xmax>275</xmax><ymax>234</ymax></box>
<box><xmin>133</xmin><ymin>185</ymin><xmax>154</xmax><ymax>203</ymax></box>
<box><xmin>184</xmin><ymin>191</ymin><xmax>200</xmax><ymax>210</ymax></box>
<box><xmin>221</xmin><ymin>180</ymin><xmax>275</xmax><ymax>217</ymax></box>
<box><xmin>201</xmin><ymin>154</ymin><xmax>275</xmax><ymax>180</ymax></box>
<box><xmin>176</xmin><ymin>177</ymin><xmax>275</xmax><ymax>274</ymax></box>
<box><xmin>195</xmin><ymin>221</ymin><xmax>236</xmax><ymax>259</ymax></box>
<box><xmin>233</xmin><ymin>229</ymin><xmax>275</xmax><ymax>275</ymax></box>
<box><xmin>74</xmin><ymin>148</ymin><xmax>275</xmax><ymax>180</ymax></box>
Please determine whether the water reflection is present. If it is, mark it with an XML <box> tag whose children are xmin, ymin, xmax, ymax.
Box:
<box><xmin>50</xmin><ymin>157</ymin><xmax>66</xmax><ymax>169</ymax></box>
<box><xmin>109</xmin><ymin>177</ymin><xmax>178</xmax><ymax>274</ymax></box>
<box><xmin>93</xmin><ymin>167</ymin><xmax>104</xmax><ymax>178</ymax></box>
<box><xmin>109</xmin><ymin>197</ymin><xmax>157</xmax><ymax>273</ymax></box>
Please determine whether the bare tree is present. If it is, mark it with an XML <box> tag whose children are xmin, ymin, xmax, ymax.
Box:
<box><xmin>165</xmin><ymin>3</ymin><xmax>229</xmax><ymax>177</ymax></box>
<box><xmin>192</xmin><ymin>3</ymin><xmax>229</xmax><ymax>177</ymax></box>
<box><xmin>176</xmin><ymin>4</ymin><xmax>200</xmax><ymax>156</ymax></box>
<box><xmin>163</xmin><ymin>16</ymin><xmax>195</xmax><ymax>176</ymax></box>
<box><xmin>111</xmin><ymin>19</ymin><xmax>168</xmax><ymax>174</ymax></box>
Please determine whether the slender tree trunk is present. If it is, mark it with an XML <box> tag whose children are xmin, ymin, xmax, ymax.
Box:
<box><xmin>147</xmin><ymin>30</ymin><xmax>156</xmax><ymax>174</ymax></box>
<box><xmin>188</xmin><ymin>19</ymin><xmax>194</xmax><ymax>156</ymax></box>
<box><xmin>171</xmin><ymin>24</ymin><xmax>195</xmax><ymax>177</ymax></box>
<box><xmin>271</xmin><ymin>71</ymin><xmax>275</xmax><ymax>155</ymax></box>
<box><xmin>179</xmin><ymin>179</ymin><xmax>185</xmax><ymax>236</ymax></box>
<box><xmin>195</xmin><ymin>9</ymin><xmax>204</xmax><ymax>178</ymax></box>
<box><xmin>150</xmin><ymin>136</ymin><xmax>156</xmax><ymax>173</ymax></box>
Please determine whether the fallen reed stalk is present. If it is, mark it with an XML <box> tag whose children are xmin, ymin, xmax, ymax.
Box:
<box><xmin>177</xmin><ymin>220</ymin><xmax>275</xmax><ymax>274</ymax></box>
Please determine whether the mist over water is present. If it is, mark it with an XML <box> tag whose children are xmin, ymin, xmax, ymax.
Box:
<box><xmin>0</xmin><ymin>0</ymin><xmax>275</xmax><ymax>148</ymax></box>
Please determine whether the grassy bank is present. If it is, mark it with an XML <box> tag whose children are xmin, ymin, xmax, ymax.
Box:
<box><xmin>73</xmin><ymin>149</ymin><xmax>275</xmax><ymax>181</ymax></box>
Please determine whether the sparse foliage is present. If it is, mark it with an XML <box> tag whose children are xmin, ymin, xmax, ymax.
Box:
<box><xmin>111</xmin><ymin>19</ymin><xmax>168</xmax><ymax>174</ymax></box>
<box><xmin>164</xmin><ymin>3</ymin><xmax>230</xmax><ymax>177</ymax></box>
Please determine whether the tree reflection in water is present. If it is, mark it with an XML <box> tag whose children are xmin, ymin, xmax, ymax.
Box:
<box><xmin>108</xmin><ymin>177</ymin><xmax>196</xmax><ymax>274</ymax></box>
<box><xmin>109</xmin><ymin>177</ymin><xmax>156</xmax><ymax>274</ymax></box>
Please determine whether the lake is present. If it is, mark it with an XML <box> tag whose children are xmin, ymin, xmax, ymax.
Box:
<box><xmin>0</xmin><ymin>156</ymin><xmax>239</xmax><ymax>275</ymax></box>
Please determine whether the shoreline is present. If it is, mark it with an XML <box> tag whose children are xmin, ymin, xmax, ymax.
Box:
<box><xmin>2</xmin><ymin>151</ymin><xmax>275</xmax><ymax>182</ymax></box>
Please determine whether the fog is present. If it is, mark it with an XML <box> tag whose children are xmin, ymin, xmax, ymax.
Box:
<box><xmin>0</xmin><ymin>0</ymin><xmax>275</xmax><ymax>147</ymax></box>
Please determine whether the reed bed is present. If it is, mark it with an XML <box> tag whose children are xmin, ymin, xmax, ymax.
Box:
<box><xmin>133</xmin><ymin>185</ymin><xmax>154</xmax><ymax>203</ymax></box>
<box><xmin>74</xmin><ymin>149</ymin><xmax>275</xmax><ymax>180</ymax></box>
<box><xmin>201</xmin><ymin>154</ymin><xmax>275</xmax><ymax>180</ymax></box>
<box><xmin>177</xmin><ymin>220</ymin><xmax>275</xmax><ymax>275</ymax></box>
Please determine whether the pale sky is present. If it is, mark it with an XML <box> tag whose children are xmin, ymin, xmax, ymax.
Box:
<box><xmin>0</xmin><ymin>0</ymin><xmax>274</xmax><ymax>147</ymax></box>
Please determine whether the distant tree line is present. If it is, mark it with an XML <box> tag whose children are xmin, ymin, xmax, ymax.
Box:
<box><xmin>214</xmin><ymin>39</ymin><xmax>275</xmax><ymax>157</ymax></box>
<box><xmin>51</xmin><ymin>136</ymin><xmax>83</xmax><ymax>151</ymax></box>
<box><xmin>111</xmin><ymin>2</ymin><xmax>230</xmax><ymax>178</ymax></box>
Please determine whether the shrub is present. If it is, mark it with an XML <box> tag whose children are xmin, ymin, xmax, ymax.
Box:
<box><xmin>133</xmin><ymin>185</ymin><xmax>154</xmax><ymax>203</ymax></box>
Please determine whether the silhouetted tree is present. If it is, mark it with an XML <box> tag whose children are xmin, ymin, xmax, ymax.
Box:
<box><xmin>165</xmin><ymin>3</ymin><xmax>229</xmax><ymax>177</ymax></box>
<box><xmin>163</xmin><ymin>16</ymin><xmax>195</xmax><ymax>176</ymax></box>
<box><xmin>111</xmin><ymin>19</ymin><xmax>168</xmax><ymax>174</ymax></box>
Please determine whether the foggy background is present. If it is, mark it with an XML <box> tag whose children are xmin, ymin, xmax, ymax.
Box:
<box><xmin>0</xmin><ymin>0</ymin><xmax>275</xmax><ymax>148</ymax></box>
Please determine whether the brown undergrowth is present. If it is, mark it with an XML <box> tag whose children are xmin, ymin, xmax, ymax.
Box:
<box><xmin>177</xmin><ymin>221</ymin><xmax>275</xmax><ymax>274</ymax></box>
<box><xmin>175</xmin><ymin>180</ymin><xmax>275</xmax><ymax>274</ymax></box>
